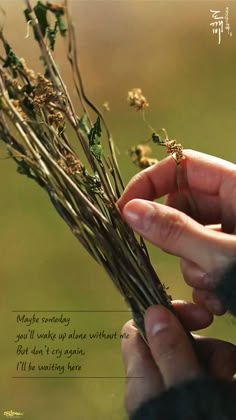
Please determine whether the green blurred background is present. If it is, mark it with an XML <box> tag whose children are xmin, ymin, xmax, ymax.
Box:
<box><xmin>1</xmin><ymin>1</ymin><xmax>236</xmax><ymax>419</ymax></box>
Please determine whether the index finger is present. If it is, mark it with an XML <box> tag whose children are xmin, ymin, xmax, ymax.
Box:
<box><xmin>118</xmin><ymin>149</ymin><xmax>236</xmax><ymax>211</ymax></box>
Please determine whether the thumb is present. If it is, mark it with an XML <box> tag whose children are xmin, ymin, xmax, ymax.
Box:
<box><xmin>145</xmin><ymin>305</ymin><xmax>203</xmax><ymax>387</ymax></box>
<box><xmin>122</xmin><ymin>199</ymin><xmax>236</xmax><ymax>272</ymax></box>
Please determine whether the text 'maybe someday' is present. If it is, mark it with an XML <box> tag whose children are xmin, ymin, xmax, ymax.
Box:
<box><xmin>16</xmin><ymin>313</ymin><xmax>70</xmax><ymax>327</ymax></box>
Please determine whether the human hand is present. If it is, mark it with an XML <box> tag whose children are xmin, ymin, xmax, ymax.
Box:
<box><xmin>118</xmin><ymin>150</ymin><xmax>236</xmax><ymax>315</ymax></box>
<box><xmin>122</xmin><ymin>302</ymin><xmax>236</xmax><ymax>416</ymax></box>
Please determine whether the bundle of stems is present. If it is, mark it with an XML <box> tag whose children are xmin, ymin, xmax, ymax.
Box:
<box><xmin>0</xmin><ymin>0</ymin><xmax>172</xmax><ymax>341</ymax></box>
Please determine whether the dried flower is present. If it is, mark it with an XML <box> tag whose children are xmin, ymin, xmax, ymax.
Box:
<box><xmin>130</xmin><ymin>144</ymin><xmax>158</xmax><ymax>169</ymax></box>
<box><xmin>20</xmin><ymin>58</ymin><xmax>36</xmax><ymax>82</ymax></box>
<box><xmin>65</xmin><ymin>153</ymin><xmax>83</xmax><ymax>174</ymax></box>
<box><xmin>102</xmin><ymin>101</ymin><xmax>110</xmax><ymax>111</ymax></box>
<box><xmin>33</xmin><ymin>74</ymin><xmax>60</xmax><ymax>106</ymax></box>
<box><xmin>10</xmin><ymin>99</ymin><xmax>28</xmax><ymax>120</ymax></box>
<box><xmin>127</xmin><ymin>88</ymin><xmax>149</xmax><ymax>111</ymax></box>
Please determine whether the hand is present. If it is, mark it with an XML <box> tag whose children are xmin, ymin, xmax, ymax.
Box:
<box><xmin>122</xmin><ymin>302</ymin><xmax>236</xmax><ymax>416</ymax></box>
<box><xmin>118</xmin><ymin>150</ymin><xmax>236</xmax><ymax>315</ymax></box>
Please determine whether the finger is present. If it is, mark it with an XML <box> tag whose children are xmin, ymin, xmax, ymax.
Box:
<box><xmin>180</xmin><ymin>259</ymin><xmax>227</xmax><ymax>315</ymax></box>
<box><xmin>117</xmin><ymin>149</ymin><xmax>236</xmax><ymax>211</ymax></box>
<box><xmin>194</xmin><ymin>335</ymin><xmax>236</xmax><ymax>379</ymax></box>
<box><xmin>165</xmin><ymin>190</ymin><xmax>221</xmax><ymax>225</ymax></box>
<box><xmin>121</xmin><ymin>320</ymin><xmax>164</xmax><ymax>415</ymax></box>
<box><xmin>144</xmin><ymin>305</ymin><xmax>203</xmax><ymax>387</ymax></box>
<box><xmin>117</xmin><ymin>155</ymin><xmax>177</xmax><ymax>211</ymax></box>
<box><xmin>122</xmin><ymin>198</ymin><xmax>236</xmax><ymax>271</ymax></box>
<box><xmin>192</xmin><ymin>288</ymin><xmax>226</xmax><ymax>315</ymax></box>
<box><xmin>180</xmin><ymin>258</ymin><xmax>214</xmax><ymax>289</ymax></box>
<box><xmin>172</xmin><ymin>300</ymin><xmax>213</xmax><ymax>331</ymax></box>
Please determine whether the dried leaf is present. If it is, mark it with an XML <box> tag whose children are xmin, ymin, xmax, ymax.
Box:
<box><xmin>79</xmin><ymin>113</ymin><xmax>90</xmax><ymax>135</ymax></box>
<box><xmin>47</xmin><ymin>21</ymin><xmax>58</xmax><ymax>50</ymax></box>
<box><xmin>88</xmin><ymin>117</ymin><xmax>103</xmax><ymax>162</ymax></box>
<box><xmin>34</xmin><ymin>1</ymin><xmax>49</xmax><ymax>37</ymax></box>
<box><xmin>46</xmin><ymin>2</ymin><xmax>67</xmax><ymax>36</ymax></box>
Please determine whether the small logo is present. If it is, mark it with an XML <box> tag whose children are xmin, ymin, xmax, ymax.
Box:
<box><xmin>210</xmin><ymin>7</ymin><xmax>232</xmax><ymax>45</ymax></box>
<box><xmin>3</xmin><ymin>411</ymin><xmax>24</xmax><ymax>418</ymax></box>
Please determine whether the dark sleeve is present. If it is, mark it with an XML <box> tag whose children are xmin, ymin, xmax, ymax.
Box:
<box><xmin>130</xmin><ymin>377</ymin><xmax>236</xmax><ymax>420</ymax></box>
<box><xmin>215</xmin><ymin>259</ymin><xmax>236</xmax><ymax>316</ymax></box>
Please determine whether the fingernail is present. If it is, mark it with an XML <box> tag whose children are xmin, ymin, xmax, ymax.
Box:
<box><xmin>145</xmin><ymin>306</ymin><xmax>169</xmax><ymax>337</ymax></box>
<box><xmin>150</xmin><ymin>322</ymin><xmax>168</xmax><ymax>336</ymax></box>
<box><xmin>123</xmin><ymin>200</ymin><xmax>156</xmax><ymax>231</ymax></box>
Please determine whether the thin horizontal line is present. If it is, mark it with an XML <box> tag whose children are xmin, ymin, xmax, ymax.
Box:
<box><xmin>12</xmin><ymin>310</ymin><xmax>133</xmax><ymax>313</ymax></box>
<box><xmin>12</xmin><ymin>376</ymin><xmax>143</xmax><ymax>379</ymax></box>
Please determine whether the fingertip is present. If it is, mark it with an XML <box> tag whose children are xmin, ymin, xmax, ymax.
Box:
<box><xmin>144</xmin><ymin>305</ymin><xmax>202</xmax><ymax>386</ymax></box>
<box><xmin>144</xmin><ymin>305</ymin><xmax>170</xmax><ymax>337</ymax></box>
<box><xmin>192</xmin><ymin>289</ymin><xmax>226</xmax><ymax>316</ymax></box>
<box><xmin>172</xmin><ymin>300</ymin><xmax>214</xmax><ymax>330</ymax></box>
<box><xmin>117</xmin><ymin>172</ymin><xmax>146</xmax><ymax>212</ymax></box>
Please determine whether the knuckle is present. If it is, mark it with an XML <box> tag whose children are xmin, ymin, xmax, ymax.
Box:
<box><xmin>159</xmin><ymin>209</ymin><xmax>189</xmax><ymax>248</ymax></box>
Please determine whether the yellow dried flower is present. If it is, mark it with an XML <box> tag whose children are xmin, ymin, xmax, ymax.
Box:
<box><xmin>127</xmin><ymin>88</ymin><xmax>149</xmax><ymax>111</ymax></box>
<box><xmin>164</xmin><ymin>139</ymin><xmax>185</xmax><ymax>165</ymax></box>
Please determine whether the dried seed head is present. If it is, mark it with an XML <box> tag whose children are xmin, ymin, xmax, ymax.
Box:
<box><xmin>172</xmin><ymin>150</ymin><xmax>185</xmax><ymax>165</ymax></box>
<box><xmin>57</xmin><ymin>158</ymin><xmax>67</xmax><ymax>171</ymax></box>
<box><xmin>127</xmin><ymin>88</ymin><xmax>149</xmax><ymax>111</ymax></box>
<box><xmin>65</xmin><ymin>153</ymin><xmax>82</xmax><ymax>174</ymax></box>
<box><xmin>19</xmin><ymin>58</ymin><xmax>36</xmax><ymax>82</ymax></box>
<box><xmin>48</xmin><ymin>109</ymin><xmax>64</xmax><ymax>126</ymax></box>
<box><xmin>33</xmin><ymin>74</ymin><xmax>61</xmax><ymax>106</ymax></box>
<box><xmin>10</xmin><ymin>99</ymin><xmax>28</xmax><ymax>120</ymax></box>
<box><xmin>139</xmin><ymin>157</ymin><xmax>158</xmax><ymax>169</ymax></box>
<box><xmin>164</xmin><ymin>140</ymin><xmax>184</xmax><ymax>165</ymax></box>
<box><xmin>57</xmin><ymin>154</ymin><xmax>82</xmax><ymax>175</ymax></box>
<box><xmin>102</xmin><ymin>101</ymin><xmax>110</xmax><ymax>112</ymax></box>
<box><xmin>130</xmin><ymin>144</ymin><xmax>158</xmax><ymax>169</ymax></box>
<box><xmin>1</xmin><ymin>69</ymin><xmax>21</xmax><ymax>91</ymax></box>
<box><xmin>129</xmin><ymin>144</ymin><xmax>151</xmax><ymax>162</ymax></box>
